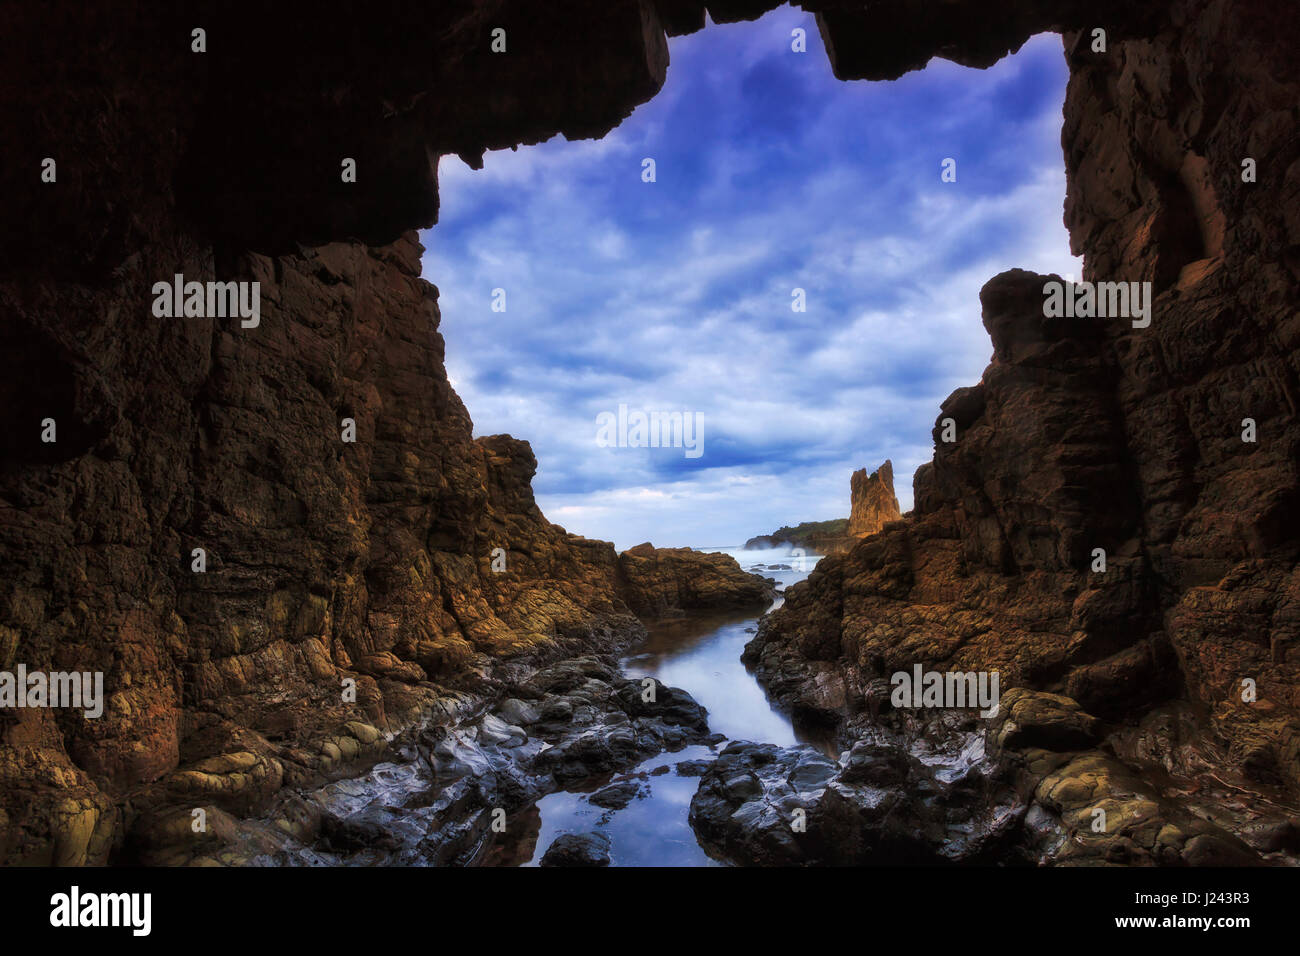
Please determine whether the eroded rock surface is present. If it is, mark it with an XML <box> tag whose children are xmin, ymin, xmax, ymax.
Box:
<box><xmin>0</xmin><ymin>217</ymin><xmax>767</xmax><ymax>864</ymax></box>
<box><xmin>617</xmin><ymin>543</ymin><xmax>775</xmax><ymax>619</ymax></box>
<box><xmin>540</xmin><ymin>832</ymin><xmax>612</xmax><ymax>867</ymax></box>
<box><xmin>131</xmin><ymin>657</ymin><xmax>712</xmax><ymax>865</ymax></box>
<box><xmin>848</xmin><ymin>460</ymin><xmax>903</xmax><ymax>538</ymax></box>
<box><xmin>3</xmin><ymin>0</ymin><xmax>1297</xmax><ymax>866</ymax></box>
<box><xmin>748</xmin><ymin>0</ymin><xmax>1300</xmax><ymax>814</ymax></box>
<box><xmin>691</xmin><ymin>689</ymin><xmax>1284</xmax><ymax>866</ymax></box>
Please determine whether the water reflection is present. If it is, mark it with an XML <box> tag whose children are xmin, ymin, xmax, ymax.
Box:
<box><xmin>625</xmin><ymin>611</ymin><xmax>808</xmax><ymax>749</ymax></box>
<box><xmin>501</xmin><ymin>746</ymin><xmax>724</xmax><ymax>867</ymax></box>
<box><xmin>486</xmin><ymin>549</ymin><xmax>833</xmax><ymax>866</ymax></box>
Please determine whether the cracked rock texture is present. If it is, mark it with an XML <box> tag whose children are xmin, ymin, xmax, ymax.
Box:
<box><xmin>848</xmin><ymin>460</ymin><xmax>902</xmax><ymax>538</ymax></box>
<box><xmin>746</xmin><ymin>0</ymin><xmax>1300</xmax><ymax>836</ymax></box>
<box><xmin>0</xmin><ymin>0</ymin><xmax>765</xmax><ymax>863</ymax></box>
<box><xmin>690</xmin><ymin>689</ymin><xmax>1266</xmax><ymax>866</ymax></box>
<box><xmin>130</xmin><ymin>658</ymin><xmax>710</xmax><ymax>866</ymax></box>
<box><xmin>2</xmin><ymin>0</ymin><xmax>1297</xmax><ymax>866</ymax></box>
<box><xmin>0</xmin><ymin>223</ymin><xmax>763</xmax><ymax>865</ymax></box>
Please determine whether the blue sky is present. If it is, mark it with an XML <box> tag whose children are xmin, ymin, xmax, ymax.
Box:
<box><xmin>422</xmin><ymin>6</ymin><xmax>1080</xmax><ymax>551</ymax></box>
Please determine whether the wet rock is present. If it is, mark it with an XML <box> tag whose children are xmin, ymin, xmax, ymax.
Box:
<box><xmin>319</xmin><ymin>813</ymin><xmax>403</xmax><ymax>854</ymax></box>
<box><xmin>675</xmin><ymin>760</ymin><xmax>713</xmax><ymax>777</ymax></box>
<box><xmin>499</xmin><ymin>699</ymin><xmax>542</xmax><ymax>727</ymax></box>
<box><xmin>5</xmin><ymin>0</ymin><xmax>1299</xmax><ymax>865</ymax></box>
<box><xmin>989</xmin><ymin>689</ymin><xmax>1105</xmax><ymax>753</ymax></box>
<box><xmin>839</xmin><ymin>742</ymin><xmax>914</xmax><ymax>787</ymax></box>
<box><xmin>1025</xmin><ymin>750</ymin><xmax>1261</xmax><ymax>866</ymax></box>
<box><xmin>1240</xmin><ymin>819</ymin><xmax>1300</xmax><ymax>854</ymax></box>
<box><xmin>991</xmin><ymin>695</ymin><xmax>1271</xmax><ymax>866</ymax></box>
<box><xmin>747</xmin><ymin>0</ymin><xmax>1300</xmax><ymax>817</ymax></box>
<box><xmin>615</xmin><ymin>679</ymin><xmax>710</xmax><ymax>733</ymax></box>
<box><xmin>689</xmin><ymin>737</ymin><xmax>1023</xmax><ymax>866</ymax></box>
<box><xmin>540</xmin><ymin>831</ymin><xmax>611</xmax><ymax>867</ymax></box>
<box><xmin>477</xmin><ymin>715</ymin><xmax>527</xmax><ymax>748</ymax></box>
<box><xmin>690</xmin><ymin>689</ymin><xmax>1277</xmax><ymax>867</ymax></box>
<box><xmin>589</xmin><ymin>780</ymin><xmax>645</xmax><ymax>810</ymax></box>
<box><xmin>171</xmin><ymin>652</ymin><xmax>714</xmax><ymax>865</ymax></box>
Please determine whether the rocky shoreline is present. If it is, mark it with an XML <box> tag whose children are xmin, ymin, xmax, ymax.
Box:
<box><xmin>61</xmin><ymin>546</ymin><xmax>769</xmax><ymax>868</ymax></box>
<box><xmin>138</xmin><ymin>654</ymin><xmax>718</xmax><ymax>866</ymax></box>
<box><xmin>736</xmin><ymin>273</ymin><xmax>1300</xmax><ymax>866</ymax></box>
<box><xmin>148</xmin><ymin>599</ymin><xmax>1300</xmax><ymax>868</ymax></box>
<box><xmin>690</xmin><ymin>686</ymin><xmax>1299</xmax><ymax>866</ymax></box>
<box><xmin>4</xmin><ymin>0</ymin><xmax>1298</xmax><ymax>868</ymax></box>
<box><xmin>125</xmin><ymin>551</ymin><xmax>1300</xmax><ymax>867</ymax></box>
<box><xmin>123</xmin><ymin>553</ymin><xmax>767</xmax><ymax>866</ymax></box>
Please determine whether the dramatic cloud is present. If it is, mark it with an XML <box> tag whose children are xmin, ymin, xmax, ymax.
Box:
<box><xmin>424</xmin><ymin>8</ymin><xmax>1081</xmax><ymax>550</ymax></box>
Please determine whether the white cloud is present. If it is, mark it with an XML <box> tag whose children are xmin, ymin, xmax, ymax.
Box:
<box><xmin>421</xmin><ymin>28</ymin><xmax>1078</xmax><ymax>550</ymax></box>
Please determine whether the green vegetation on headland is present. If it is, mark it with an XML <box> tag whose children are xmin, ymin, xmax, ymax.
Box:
<box><xmin>743</xmin><ymin>518</ymin><xmax>849</xmax><ymax>551</ymax></box>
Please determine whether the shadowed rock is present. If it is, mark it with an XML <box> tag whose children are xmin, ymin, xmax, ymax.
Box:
<box><xmin>2</xmin><ymin>0</ymin><xmax>1298</xmax><ymax>866</ymax></box>
<box><xmin>540</xmin><ymin>831</ymin><xmax>612</xmax><ymax>867</ymax></box>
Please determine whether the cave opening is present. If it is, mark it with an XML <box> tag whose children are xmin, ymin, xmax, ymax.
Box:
<box><xmin>5</xmin><ymin>0</ymin><xmax>1298</xmax><ymax>878</ymax></box>
<box><xmin>422</xmin><ymin>8</ymin><xmax>1081</xmax><ymax>552</ymax></box>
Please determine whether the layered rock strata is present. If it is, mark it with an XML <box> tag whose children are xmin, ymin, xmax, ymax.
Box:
<box><xmin>2</xmin><ymin>0</ymin><xmax>1297</xmax><ymax>867</ymax></box>
<box><xmin>130</xmin><ymin>657</ymin><xmax>714</xmax><ymax>866</ymax></box>
<box><xmin>743</xmin><ymin>0</ymin><xmax>1300</xmax><ymax>862</ymax></box>
<box><xmin>847</xmin><ymin>461</ymin><xmax>903</xmax><ymax>537</ymax></box>
<box><xmin>689</xmin><ymin>689</ymin><xmax>1285</xmax><ymax>865</ymax></box>
<box><xmin>0</xmin><ymin>224</ymin><xmax>767</xmax><ymax>865</ymax></box>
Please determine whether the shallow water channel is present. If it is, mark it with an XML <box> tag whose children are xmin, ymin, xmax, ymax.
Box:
<box><xmin>485</xmin><ymin>552</ymin><xmax>829</xmax><ymax>866</ymax></box>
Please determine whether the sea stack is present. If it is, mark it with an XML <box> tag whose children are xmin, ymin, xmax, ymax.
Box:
<box><xmin>848</xmin><ymin>460</ymin><xmax>902</xmax><ymax>537</ymax></box>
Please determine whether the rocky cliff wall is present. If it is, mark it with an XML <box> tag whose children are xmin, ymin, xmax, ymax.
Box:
<box><xmin>749</xmin><ymin>0</ymin><xmax>1300</xmax><ymax>801</ymax></box>
<box><xmin>2</xmin><ymin>0</ymin><xmax>1296</xmax><ymax>865</ymax></box>
<box><xmin>0</xmin><ymin>1</ymin><xmax>760</xmax><ymax>864</ymax></box>
<box><xmin>0</xmin><ymin>219</ymin><xmax>770</xmax><ymax>863</ymax></box>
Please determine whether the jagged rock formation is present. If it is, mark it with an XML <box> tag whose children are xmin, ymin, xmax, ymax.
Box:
<box><xmin>743</xmin><ymin>0</ymin><xmax>1300</xmax><ymax>859</ymax></box>
<box><xmin>690</xmin><ymin>689</ymin><xmax>1268</xmax><ymax>866</ymax></box>
<box><xmin>133</xmin><ymin>658</ymin><xmax>713</xmax><ymax>866</ymax></box>
<box><xmin>2</xmin><ymin>0</ymin><xmax>1297</xmax><ymax>867</ymax></box>
<box><xmin>848</xmin><ymin>460</ymin><xmax>902</xmax><ymax>537</ymax></box>
<box><xmin>744</xmin><ymin>461</ymin><xmax>901</xmax><ymax>553</ymax></box>
<box><xmin>0</xmin><ymin>224</ymin><xmax>764</xmax><ymax>865</ymax></box>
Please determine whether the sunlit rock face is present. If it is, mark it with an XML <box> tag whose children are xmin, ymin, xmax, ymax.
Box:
<box><xmin>742</xmin><ymin>463</ymin><xmax>900</xmax><ymax>555</ymax></box>
<box><xmin>848</xmin><ymin>461</ymin><xmax>902</xmax><ymax>538</ymax></box>
<box><xmin>1</xmin><ymin>0</ymin><xmax>1297</xmax><ymax>865</ymax></box>
<box><xmin>616</xmin><ymin>544</ymin><xmax>775</xmax><ymax>619</ymax></box>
